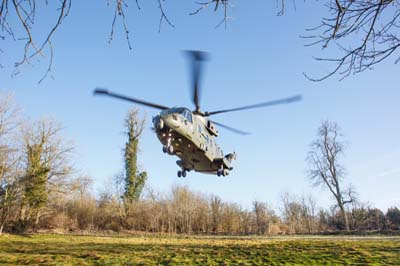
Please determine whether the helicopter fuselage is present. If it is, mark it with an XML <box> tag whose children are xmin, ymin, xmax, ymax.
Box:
<box><xmin>152</xmin><ymin>107</ymin><xmax>235</xmax><ymax>177</ymax></box>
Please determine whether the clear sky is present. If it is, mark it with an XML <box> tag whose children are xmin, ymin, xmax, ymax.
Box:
<box><xmin>1</xmin><ymin>1</ymin><xmax>399</xmax><ymax>212</ymax></box>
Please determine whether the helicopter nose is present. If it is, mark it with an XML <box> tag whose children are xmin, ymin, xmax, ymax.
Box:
<box><xmin>153</xmin><ymin>115</ymin><xmax>165</xmax><ymax>131</ymax></box>
<box><xmin>162</xmin><ymin>114</ymin><xmax>180</xmax><ymax>129</ymax></box>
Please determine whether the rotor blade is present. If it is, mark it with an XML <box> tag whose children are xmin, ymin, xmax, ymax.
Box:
<box><xmin>211</xmin><ymin>120</ymin><xmax>251</xmax><ymax>136</ymax></box>
<box><xmin>94</xmin><ymin>88</ymin><xmax>169</xmax><ymax>110</ymax></box>
<box><xmin>205</xmin><ymin>95</ymin><xmax>302</xmax><ymax>116</ymax></box>
<box><xmin>185</xmin><ymin>50</ymin><xmax>209</xmax><ymax>112</ymax></box>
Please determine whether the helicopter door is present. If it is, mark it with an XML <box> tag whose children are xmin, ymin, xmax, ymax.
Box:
<box><xmin>183</xmin><ymin>110</ymin><xmax>194</xmax><ymax>139</ymax></box>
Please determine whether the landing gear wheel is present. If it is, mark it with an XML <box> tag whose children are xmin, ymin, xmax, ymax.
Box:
<box><xmin>167</xmin><ymin>145</ymin><xmax>174</xmax><ymax>155</ymax></box>
<box><xmin>162</xmin><ymin>146</ymin><xmax>167</xmax><ymax>153</ymax></box>
<box><xmin>177</xmin><ymin>171</ymin><xmax>182</xmax><ymax>178</ymax></box>
<box><xmin>217</xmin><ymin>169</ymin><xmax>222</xmax><ymax>177</ymax></box>
<box><xmin>182</xmin><ymin>170</ymin><xmax>187</xmax><ymax>178</ymax></box>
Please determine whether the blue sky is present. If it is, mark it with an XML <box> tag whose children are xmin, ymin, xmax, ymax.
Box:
<box><xmin>1</xmin><ymin>0</ymin><xmax>399</xmax><ymax>211</ymax></box>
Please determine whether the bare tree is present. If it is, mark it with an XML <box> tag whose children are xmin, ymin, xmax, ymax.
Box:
<box><xmin>66</xmin><ymin>177</ymin><xmax>96</xmax><ymax>230</ymax></box>
<box><xmin>220</xmin><ymin>202</ymin><xmax>240</xmax><ymax>234</ymax></box>
<box><xmin>93</xmin><ymin>191</ymin><xmax>122</xmax><ymax>231</ymax></box>
<box><xmin>0</xmin><ymin>94</ymin><xmax>21</xmax><ymax>234</ymax></box>
<box><xmin>0</xmin><ymin>149</ymin><xmax>20</xmax><ymax>234</ymax></box>
<box><xmin>300</xmin><ymin>195</ymin><xmax>318</xmax><ymax>233</ymax></box>
<box><xmin>70</xmin><ymin>175</ymin><xmax>93</xmax><ymax>200</ymax></box>
<box><xmin>253</xmin><ymin>201</ymin><xmax>270</xmax><ymax>234</ymax></box>
<box><xmin>281</xmin><ymin>192</ymin><xmax>304</xmax><ymax>233</ymax></box>
<box><xmin>307</xmin><ymin>120</ymin><xmax>354</xmax><ymax>232</ymax></box>
<box><xmin>210</xmin><ymin>195</ymin><xmax>222</xmax><ymax>234</ymax></box>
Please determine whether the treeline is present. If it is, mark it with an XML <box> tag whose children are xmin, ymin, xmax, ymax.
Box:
<box><xmin>1</xmin><ymin>93</ymin><xmax>399</xmax><ymax>235</ymax></box>
<box><xmin>65</xmin><ymin>186</ymin><xmax>400</xmax><ymax>234</ymax></box>
<box><xmin>2</xmin><ymin>179</ymin><xmax>400</xmax><ymax>235</ymax></box>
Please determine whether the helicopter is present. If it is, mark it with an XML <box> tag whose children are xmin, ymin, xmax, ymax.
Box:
<box><xmin>94</xmin><ymin>51</ymin><xmax>301</xmax><ymax>178</ymax></box>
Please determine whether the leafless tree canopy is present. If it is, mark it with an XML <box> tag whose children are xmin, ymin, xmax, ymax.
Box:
<box><xmin>0</xmin><ymin>0</ymin><xmax>71</xmax><ymax>81</ymax></box>
<box><xmin>20</xmin><ymin>119</ymin><xmax>74</xmax><ymax>189</ymax></box>
<box><xmin>2</xmin><ymin>1</ymin><xmax>399</xmax><ymax>81</ymax></box>
<box><xmin>0</xmin><ymin>94</ymin><xmax>21</xmax><ymax>234</ymax></box>
<box><xmin>108</xmin><ymin>0</ymin><xmax>230</xmax><ymax>46</ymax></box>
<box><xmin>308</xmin><ymin>121</ymin><xmax>345</xmax><ymax>188</ymax></box>
<box><xmin>307</xmin><ymin>120</ymin><xmax>356</xmax><ymax>231</ymax></box>
<box><xmin>1</xmin><ymin>0</ymin><xmax>230</xmax><ymax>80</ymax></box>
<box><xmin>304</xmin><ymin>0</ymin><xmax>400</xmax><ymax>81</ymax></box>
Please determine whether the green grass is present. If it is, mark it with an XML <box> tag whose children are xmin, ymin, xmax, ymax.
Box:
<box><xmin>1</xmin><ymin>234</ymin><xmax>399</xmax><ymax>265</ymax></box>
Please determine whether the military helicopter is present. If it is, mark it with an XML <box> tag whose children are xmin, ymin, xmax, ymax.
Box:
<box><xmin>94</xmin><ymin>51</ymin><xmax>301</xmax><ymax>178</ymax></box>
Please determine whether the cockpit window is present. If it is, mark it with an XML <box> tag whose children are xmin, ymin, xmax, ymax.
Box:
<box><xmin>178</xmin><ymin>109</ymin><xmax>192</xmax><ymax>123</ymax></box>
<box><xmin>161</xmin><ymin>108</ymin><xmax>192</xmax><ymax>123</ymax></box>
<box><xmin>185</xmin><ymin>111</ymin><xmax>193</xmax><ymax>123</ymax></box>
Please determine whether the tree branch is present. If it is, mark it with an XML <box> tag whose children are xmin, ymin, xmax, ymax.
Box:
<box><xmin>304</xmin><ymin>0</ymin><xmax>400</xmax><ymax>81</ymax></box>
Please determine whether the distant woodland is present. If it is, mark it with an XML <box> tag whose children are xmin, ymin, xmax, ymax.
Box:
<box><xmin>1</xmin><ymin>93</ymin><xmax>399</xmax><ymax>235</ymax></box>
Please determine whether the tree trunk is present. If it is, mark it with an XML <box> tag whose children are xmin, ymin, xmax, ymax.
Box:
<box><xmin>339</xmin><ymin>203</ymin><xmax>350</xmax><ymax>232</ymax></box>
<box><xmin>0</xmin><ymin>221</ymin><xmax>4</xmax><ymax>235</ymax></box>
<box><xmin>33</xmin><ymin>210</ymin><xmax>41</xmax><ymax>232</ymax></box>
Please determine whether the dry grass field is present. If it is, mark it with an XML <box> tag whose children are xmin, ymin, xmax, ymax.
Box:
<box><xmin>0</xmin><ymin>234</ymin><xmax>399</xmax><ymax>265</ymax></box>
